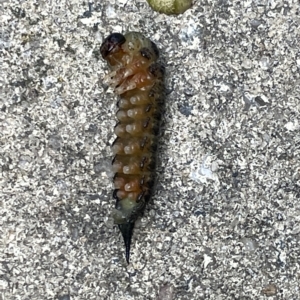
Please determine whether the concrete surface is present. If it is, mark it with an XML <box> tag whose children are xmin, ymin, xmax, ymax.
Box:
<box><xmin>1</xmin><ymin>0</ymin><xmax>300</xmax><ymax>299</ymax></box>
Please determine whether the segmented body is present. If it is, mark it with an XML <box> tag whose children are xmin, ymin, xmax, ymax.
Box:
<box><xmin>100</xmin><ymin>32</ymin><xmax>165</xmax><ymax>263</ymax></box>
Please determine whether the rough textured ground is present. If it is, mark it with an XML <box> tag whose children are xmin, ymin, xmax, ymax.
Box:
<box><xmin>1</xmin><ymin>0</ymin><xmax>300</xmax><ymax>299</ymax></box>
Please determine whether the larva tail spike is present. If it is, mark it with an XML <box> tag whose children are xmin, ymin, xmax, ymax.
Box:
<box><xmin>118</xmin><ymin>222</ymin><xmax>135</xmax><ymax>264</ymax></box>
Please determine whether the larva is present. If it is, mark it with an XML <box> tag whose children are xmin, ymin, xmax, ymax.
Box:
<box><xmin>100</xmin><ymin>32</ymin><xmax>165</xmax><ymax>263</ymax></box>
<box><xmin>146</xmin><ymin>0</ymin><xmax>192</xmax><ymax>15</ymax></box>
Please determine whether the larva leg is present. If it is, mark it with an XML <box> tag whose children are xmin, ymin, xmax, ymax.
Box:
<box><xmin>115</xmin><ymin>72</ymin><xmax>155</xmax><ymax>95</ymax></box>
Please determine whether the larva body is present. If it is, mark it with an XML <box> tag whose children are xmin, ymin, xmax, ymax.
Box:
<box><xmin>100</xmin><ymin>32</ymin><xmax>165</xmax><ymax>263</ymax></box>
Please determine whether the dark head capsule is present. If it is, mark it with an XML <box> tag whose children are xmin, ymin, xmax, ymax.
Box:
<box><xmin>100</xmin><ymin>33</ymin><xmax>126</xmax><ymax>59</ymax></box>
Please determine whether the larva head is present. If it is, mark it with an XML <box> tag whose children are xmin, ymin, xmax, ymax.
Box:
<box><xmin>100</xmin><ymin>33</ymin><xmax>126</xmax><ymax>59</ymax></box>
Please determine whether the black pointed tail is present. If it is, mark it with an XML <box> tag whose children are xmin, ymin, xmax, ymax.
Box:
<box><xmin>118</xmin><ymin>222</ymin><xmax>135</xmax><ymax>264</ymax></box>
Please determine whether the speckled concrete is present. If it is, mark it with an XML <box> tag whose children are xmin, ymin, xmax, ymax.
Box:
<box><xmin>1</xmin><ymin>0</ymin><xmax>300</xmax><ymax>299</ymax></box>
